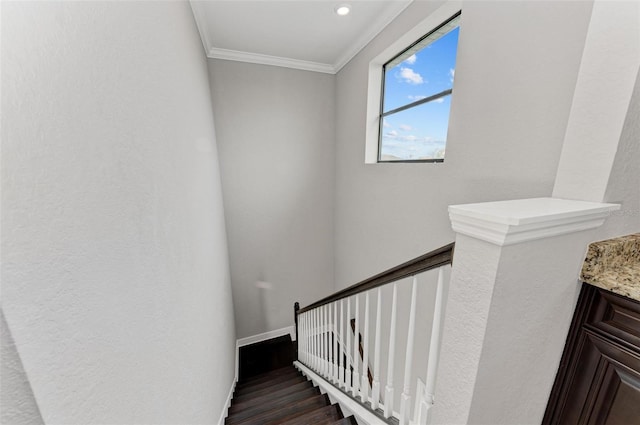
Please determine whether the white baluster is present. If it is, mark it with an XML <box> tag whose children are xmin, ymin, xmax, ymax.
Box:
<box><xmin>329</xmin><ymin>303</ymin><xmax>335</xmax><ymax>380</ymax></box>
<box><xmin>313</xmin><ymin>308</ymin><xmax>320</xmax><ymax>372</ymax></box>
<box><xmin>339</xmin><ymin>299</ymin><xmax>345</xmax><ymax>388</ymax></box>
<box><xmin>419</xmin><ymin>267</ymin><xmax>447</xmax><ymax>425</ymax></box>
<box><xmin>311</xmin><ymin>310</ymin><xmax>315</xmax><ymax>370</ymax></box>
<box><xmin>317</xmin><ymin>308</ymin><xmax>321</xmax><ymax>372</ymax></box>
<box><xmin>333</xmin><ymin>301</ymin><xmax>338</xmax><ymax>384</ymax></box>
<box><xmin>308</xmin><ymin>311</ymin><xmax>312</xmax><ymax>367</ymax></box>
<box><xmin>321</xmin><ymin>305</ymin><xmax>327</xmax><ymax>377</ymax></box>
<box><xmin>306</xmin><ymin>311</ymin><xmax>310</xmax><ymax>365</ymax></box>
<box><xmin>309</xmin><ymin>310</ymin><xmax>313</xmax><ymax>368</ymax></box>
<box><xmin>300</xmin><ymin>312</ymin><xmax>305</xmax><ymax>363</ymax></box>
<box><xmin>319</xmin><ymin>307</ymin><xmax>323</xmax><ymax>373</ymax></box>
<box><xmin>300</xmin><ymin>313</ymin><xmax>307</xmax><ymax>364</ymax></box>
<box><xmin>326</xmin><ymin>304</ymin><xmax>331</xmax><ymax>378</ymax></box>
<box><xmin>304</xmin><ymin>312</ymin><xmax>309</xmax><ymax>364</ymax></box>
<box><xmin>361</xmin><ymin>291</ymin><xmax>370</xmax><ymax>403</ymax></box>
<box><xmin>385</xmin><ymin>283</ymin><xmax>398</xmax><ymax>418</ymax></box>
<box><xmin>326</xmin><ymin>305</ymin><xmax>331</xmax><ymax>378</ymax></box>
<box><xmin>372</xmin><ymin>288</ymin><xmax>382</xmax><ymax>410</ymax></box>
<box><xmin>346</xmin><ymin>297</ymin><xmax>352</xmax><ymax>392</ymax></box>
<box><xmin>352</xmin><ymin>294</ymin><xmax>360</xmax><ymax>397</ymax></box>
<box><xmin>400</xmin><ymin>276</ymin><xmax>418</xmax><ymax>425</ymax></box>
<box><xmin>325</xmin><ymin>304</ymin><xmax>330</xmax><ymax>378</ymax></box>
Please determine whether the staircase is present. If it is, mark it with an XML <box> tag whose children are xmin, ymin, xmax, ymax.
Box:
<box><xmin>225</xmin><ymin>365</ymin><xmax>358</xmax><ymax>425</ymax></box>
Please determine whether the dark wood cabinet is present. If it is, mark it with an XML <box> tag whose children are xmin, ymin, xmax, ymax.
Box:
<box><xmin>544</xmin><ymin>283</ymin><xmax>640</xmax><ymax>425</ymax></box>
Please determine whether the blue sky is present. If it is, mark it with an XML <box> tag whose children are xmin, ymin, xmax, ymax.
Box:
<box><xmin>380</xmin><ymin>27</ymin><xmax>459</xmax><ymax>160</ymax></box>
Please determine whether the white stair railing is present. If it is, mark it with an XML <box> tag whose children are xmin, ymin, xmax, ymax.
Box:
<box><xmin>295</xmin><ymin>243</ymin><xmax>454</xmax><ymax>425</ymax></box>
<box><xmin>384</xmin><ymin>282</ymin><xmax>398</xmax><ymax>419</ymax></box>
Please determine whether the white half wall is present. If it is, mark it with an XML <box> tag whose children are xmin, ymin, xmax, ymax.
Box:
<box><xmin>1</xmin><ymin>2</ymin><xmax>236</xmax><ymax>423</ymax></box>
<box><xmin>434</xmin><ymin>199</ymin><xmax>618</xmax><ymax>424</ymax></box>
<box><xmin>207</xmin><ymin>59</ymin><xmax>336</xmax><ymax>339</ymax></box>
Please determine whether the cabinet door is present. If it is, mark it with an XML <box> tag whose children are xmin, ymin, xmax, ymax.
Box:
<box><xmin>545</xmin><ymin>285</ymin><xmax>640</xmax><ymax>425</ymax></box>
<box><xmin>583</xmin><ymin>334</ymin><xmax>640</xmax><ymax>424</ymax></box>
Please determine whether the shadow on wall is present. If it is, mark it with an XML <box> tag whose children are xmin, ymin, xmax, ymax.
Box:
<box><xmin>256</xmin><ymin>279</ymin><xmax>282</xmax><ymax>331</ymax></box>
<box><xmin>1</xmin><ymin>308</ymin><xmax>45</xmax><ymax>425</ymax></box>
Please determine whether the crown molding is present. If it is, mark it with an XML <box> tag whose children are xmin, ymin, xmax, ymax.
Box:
<box><xmin>207</xmin><ymin>47</ymin><xmax>336</xmax><ymax>74</ymax></box>
<box><xmin>333</xmin><ymin>0</ymin><xmax>414</xmax><ymax>73</ymax></box>
<box><xmin>449</xmin><ymin>197</ymin><xmax>620</xmax><ymax>246</ymax></box>
<box><xmin>191</xmin><ymin>0</ymin><xmax>334</xmax><ymax>73</ymax></box>
<box><xmin>189</xmin><ymin>1</ymin><xmax>213</xmax><ymax>57</ymax></box>
<box><xmin>190</xmin><ymin>0</ymin><xmax>413</xmax><ymax>75</ymax></box>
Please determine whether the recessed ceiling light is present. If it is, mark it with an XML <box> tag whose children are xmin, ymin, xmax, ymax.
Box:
<box><xmin>335</xmin><ymin>4</ymin><xmax>350</xmax><ymax>16</ymax></box>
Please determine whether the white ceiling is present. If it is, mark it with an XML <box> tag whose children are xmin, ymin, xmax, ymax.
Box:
<box><xmin>190</xmin><ymin>1</ymin><xmax>413</xmax><ymax>74</ymax></box>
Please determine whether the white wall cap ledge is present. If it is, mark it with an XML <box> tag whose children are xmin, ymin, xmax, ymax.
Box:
<box><xmin>449</xmin><ymin>197</ymin><xmax>620</xmax><ymax>246</ymax></box>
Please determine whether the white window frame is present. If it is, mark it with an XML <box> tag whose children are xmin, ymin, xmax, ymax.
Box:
<box><xmin>365</xmin><ymin>1</ymin><xmax>462</xmax><ymax>164</ymax></box>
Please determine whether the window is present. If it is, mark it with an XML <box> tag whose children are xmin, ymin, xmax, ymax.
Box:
<box><xmin>378</xmin><ymin>13</ymin><xmax>460</xmax><ymax>162</ymax></box>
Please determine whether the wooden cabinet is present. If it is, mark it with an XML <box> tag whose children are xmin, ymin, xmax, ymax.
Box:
<box><xmin>544</xmin><ymin>283</ymin><xmax>640</xmax><ymax>424</ymax></box>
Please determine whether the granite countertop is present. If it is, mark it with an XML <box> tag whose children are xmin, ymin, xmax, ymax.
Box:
<box><xmin>581</xmin><ymin>233</ymin><xmax>640</xmax><ymax>302</ymax></box>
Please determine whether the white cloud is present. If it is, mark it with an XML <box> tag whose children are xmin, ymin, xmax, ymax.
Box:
<box><xmin>398</xmin><ymin>67</ymin><xmax>424</xmax><ymax>85</ymax></box>
<box><xmin>433</xmin><ymin>97</ymin><xmax>445</xmax><ymax>103</ymax></box>
<box><xmin>386</xmin><ymin>130</ymin><xmax>398</xmax><ymax>138</ymax></box>
<box><xmin>399</xmin><ymin>124</ymin><xmax>412</xmax><ymax>131</ymax></box>
<box><xmin>383</xmin><ymin>121</ymin><xmax>391</xmax><ymax>128</ymax></box>
<box><xmin>449</xmin><ymin>68</ymin><xmax>455</xmax><ymax>83</ymax></box>
<box><xmin>404</xmin><ymin>54</ymin><xmax>417</xmax><ymax>65</ymax></box>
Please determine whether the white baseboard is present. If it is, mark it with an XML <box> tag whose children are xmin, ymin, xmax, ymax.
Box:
<box><xmin>236</xmin><ymin>325</ymin><xmax>296</xmax><ymax>348</ymax></box>
<box><xmin>217</xmin><ymin>377</ymin><xmax>236</xmax><ymax>425</ymax></box>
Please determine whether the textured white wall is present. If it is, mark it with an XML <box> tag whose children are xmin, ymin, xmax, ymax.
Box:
<box><xmin>598</xmin><ymin>67</ymin><xmax>640</xmax><ymax>238</ymax></box>
<box><xmin>433</xmin><ymin>229</ymin><xmax>608</xmax><ymax>425</ymax></box>
<box><xmin>334</xmin><ymin>0</ymin><xmax>594</xmax><ymax>288</ymax></box>
<box><xmin>553</xmin><ymin>0</ymin><xmax>640</xmax><ymax>202</ymax></box>
<box><xmin>207</xmin><ymin>59</ymin><xmax>336</xmax><ymax>339</ymax></box>
<box><xmin>1</xmin><ymin>2</ymin><xmax>236</xmax><ymax>424</ymax></box>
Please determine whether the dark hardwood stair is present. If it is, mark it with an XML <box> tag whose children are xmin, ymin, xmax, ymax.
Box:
<box><xmin>225</xmin><ymin>365</ymin><xmax>358</xmax><ymax>425</ymax></box>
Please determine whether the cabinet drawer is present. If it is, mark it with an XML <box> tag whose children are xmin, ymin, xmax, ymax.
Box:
<box><xmin>586</xmin><ymin>289</ymin><xmax>640</xmax><ymax>353</ymax></box>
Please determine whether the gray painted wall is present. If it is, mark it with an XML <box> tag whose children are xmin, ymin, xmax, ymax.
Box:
<box><xmin>334</xmin><ymin>0</ymin><xmax>595</xmax><ymax>288</ymax></box>
<box><xmin>1</xmin><ymin>2</ymin><xmax>235</xmax><ymax>423</ymax></box>
<box><xmin>207</xmin><ymin>59</ymin><xmax>336</xmax><ymax>339</ymax></box>
<box><xmin>598</xmin><ymin>67</ymin><xmax>640</xmax><ymax>239</ymax></box>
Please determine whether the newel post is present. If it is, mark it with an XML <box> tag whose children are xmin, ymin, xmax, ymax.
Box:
<box><xmin>294</xmin><ymin>302</ymin><xmax>300</xmax><ymax>357</ymax></box>
<box><xmin>432</xmin><ymin>198</ymin><xmax>619</xmax><ymax>425</ymax></box>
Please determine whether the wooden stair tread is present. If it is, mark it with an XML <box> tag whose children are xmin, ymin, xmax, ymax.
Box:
<box><xmin>229</xmin><ymin>380</ymin><xmax>315</xmax><ymax>413</ymax></box>
<box><xmin>229</xmin><ymin>393</ymin><xmax>331</xmax><ymax>425</ymax></box>
<box><xmin>225</xmin><ymin>387</ymin><xmax>320</xmax><ymax>424</ymax></box>
<box><xmin>236</xmin><ymin>365</ymin><xmax>297</xmax><ymax>387</ymax></box>
<box><xmin>227</xmin><ymin>357</ymin><xmax>355</xmax><ymax>425</ymax></box>
<box><xmin>235</xmin><ymin>370</ymin><xmax>298</xmax><ymax>390</ymax></box>
<box><xmin>236</xmin><ymin>369</ymin><xmax>300</xmax><ymax>388</ymax></box>
<box><xmin>275</xmin><ymin>404</ymin><xmax>343</xmax><ymax>425</ymax></box>
<box><xmin>225</xmin><ymin>386</ymin><xmax>321</xmax><ymax>424</ymax></box>
<box><xmin>234</xmin><ymin>374</ymin><xmax>306</xmax><ymax>397</ymax></box>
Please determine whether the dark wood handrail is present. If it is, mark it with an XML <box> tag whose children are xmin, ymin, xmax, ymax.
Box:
<box><xmin>297</xmin><ymin>242</ymin><xmax>454</xmax><ymax>315</ymax></box>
